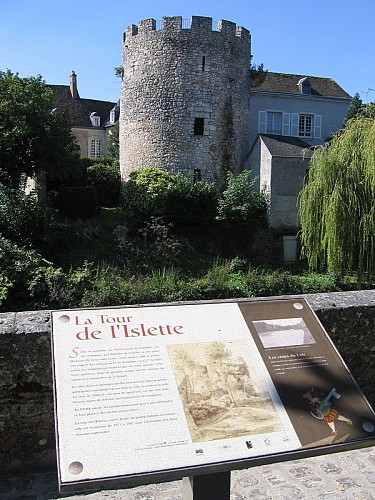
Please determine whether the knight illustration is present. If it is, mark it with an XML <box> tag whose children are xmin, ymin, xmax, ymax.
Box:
<box><xmin>303</xmin><ymin>387</ymin><xmax>353</xmax><ymax>435</ymax></box>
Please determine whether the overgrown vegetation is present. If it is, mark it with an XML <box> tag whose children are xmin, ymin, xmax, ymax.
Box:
<box><xmin>299</xmin><ymin>117</ymin><xmax>375</xmax><ymax>284</ymax></box>
<box><xmin>0</xmin><ymin>175</ymin><xmax>363</xmax><ymax>313</ymax></box>
<box><xmin>217</xmin><ymin>171</ymin><xmax>267</xmax><ymax>227</ymax></box>
<box><xmin>1</xmin><ymin>152</ymin><xmax>373</xmax><ymax>313</ymax></box>
<box><xmin>122</xmin><ymin>167</ymin><xmax>216</xmax><ymax>230</ymax></box>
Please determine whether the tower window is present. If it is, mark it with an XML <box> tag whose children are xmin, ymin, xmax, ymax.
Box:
<box><xmin>202</xmin><ymin>56</ymin><xmax>206</xmax><ymax>71</ymax></box>
<box><xmin>194</xmin><ymin>118</ymin><xmax>204</xmax><ymax>136</ymax></box>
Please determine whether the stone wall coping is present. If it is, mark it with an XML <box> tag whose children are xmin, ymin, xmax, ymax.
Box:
<box><xmin>1</xmin><ymin>290</ymin><xmax>374</xmax><ymax>336</ymax></box>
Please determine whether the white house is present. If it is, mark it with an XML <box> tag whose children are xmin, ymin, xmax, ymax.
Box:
<box><xmin>248</xmin><ymin>72</ymin><xmax>351</xmax><ymax>229</ymax></box>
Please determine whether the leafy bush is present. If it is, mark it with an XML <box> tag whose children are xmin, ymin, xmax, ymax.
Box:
<box><xmin>47</xmin><ymin>261</ymin><xmax>97</xmax><ymax>309</ymax></box>
<box><xmin>4</xmin><ymin>248</ymin><xmax>346</xmax><ymax>312</ymax></box>
<box><xmin>0</xmin><ymin>183</ymin><xmax>56</xmax><ymax>250</ymax></box>
<box><xmin>122</xmin><ymin>167</ymin><xmax>216</xmax><ymax>229</ymax></box>
<box><xmin>0</xmin><ymin>235</ymin><xmax>61</xmax><ymax>311</ymax></box>
<box><xmin>217</xmin><ymin>170</ymin><xmax>268</xmax><ymax>228</ymax></box>
<box><xmin>86</xmin><ymin>161</ymin><xmax>121</xmax><ymax>207</ymax></box>
<box><xmin>114</xmin><ymin>217</ymin><xmax>182</xmax><ymax>271</ymax></box>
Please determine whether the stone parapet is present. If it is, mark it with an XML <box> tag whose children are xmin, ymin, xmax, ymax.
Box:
<box><xmin>0</xmin><ymin>291</ymin><xmax>374</xmax><ymax>474</ymax></box>
<box><xmin>123</xmin><ymin>16</ymin><xmax>250</xmax><ymax>41</ymax></box>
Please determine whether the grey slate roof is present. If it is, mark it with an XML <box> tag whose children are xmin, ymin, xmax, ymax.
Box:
<box><xmin>260</xmin><ymin>134</ymin><xmax>315</xmax><ymax>157</ymax></box>
<box><xmin>252</xmin><ymin>71</ymin><xmax>351</xmax><ymax>99</ymax></box>
<box><xmin>49</xmin><ymin>85</ymin><xmax>117</xmax><ymax>128</ymax></box>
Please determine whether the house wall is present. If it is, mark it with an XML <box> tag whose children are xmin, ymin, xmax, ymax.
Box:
<box><xmin>246</xmin><ymin>137</ymin><xmax>261</xmax><ymax>185</ymax></box>
<box><xmin>259</xmin><ymin>140</ymin><xmax>272</xmax><ymax>194</ymax></box>
<box><xmin>120</xmin><ymin>16</ymin><xmax>251</xmax><ymax>189</ymax></box>
<box><xmin>249</xmin><ymin>93</ymin><xmax>350</xmax><ymax>148</ymax></box>
<box><xmin>268</xmin><ymin>156</ymin><xmax>310</xmax><ymax>228</ymax></box>
<box><xmin>72</xmin><ymin>127</ymin><xmax>109</xmax><ymax>159</ymax></box>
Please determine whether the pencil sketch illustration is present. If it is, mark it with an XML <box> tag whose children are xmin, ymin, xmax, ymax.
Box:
<box><xmin>167</xmin><ymin>340</ymin><xmax>284</xmax><ymax>442</ymax></box>
<box><xmin>253</xmin><ymin>317</ymin><xmax>316</xmax><ymax>349</ymax></box>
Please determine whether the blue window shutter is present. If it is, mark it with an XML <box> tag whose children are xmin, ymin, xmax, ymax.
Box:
<box><xmin>258</xmin><ymin>111</ymin><xmax>267</xmax><ymax>134</ymax></box>
<box><xmin>291</xmin><ymin>113</ymin><xmax>299</xmax><ymax>137</ymax></box>
<box><xmin>314</xmin><ymin>115</ymin><xmax>322</xmax><ymax>139</ymax></box>
<box><xmin>282</xmin><ymin>113</ymin><xmax>290</xmax><ymax>136</ymax></box>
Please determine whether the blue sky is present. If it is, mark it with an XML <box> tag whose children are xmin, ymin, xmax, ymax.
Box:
<box><xmin>1</xmin><ymin>0</ymin><xmax>374</xmax><ymax>103</ymax></box>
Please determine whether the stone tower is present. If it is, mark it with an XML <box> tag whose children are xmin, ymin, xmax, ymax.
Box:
<box><xmin>120</xmin><ymin>16</ymin><xmax>251</xmax><ymax>189</ymax></box>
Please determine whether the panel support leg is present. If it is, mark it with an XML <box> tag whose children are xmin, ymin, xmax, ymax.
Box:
<box><xmin>182</xmin><ymin>471</ymin><xmax>231</xmax><ymax>500</ymax></box>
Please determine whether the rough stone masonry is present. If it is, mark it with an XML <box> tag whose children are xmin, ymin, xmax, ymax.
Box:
<box><xmin>119</xmin><ymin>16</ymin><xmax>251</xmax><ymax>190</ymax></box>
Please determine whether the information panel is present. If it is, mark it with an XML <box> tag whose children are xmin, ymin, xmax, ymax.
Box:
<box><xmin>51</xmin><ymin>299</ymin><xmax>375</xmax><ymax>492</ymax></box>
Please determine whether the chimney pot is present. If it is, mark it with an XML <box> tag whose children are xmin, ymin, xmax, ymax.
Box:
<box><xmin>70</xmin><ymin>70</ymin><xmax>79</xmax><ymax>99</ymax></box>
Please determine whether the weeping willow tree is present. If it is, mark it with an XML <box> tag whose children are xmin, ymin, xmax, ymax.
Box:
<box><xmin>299</xmin><ymin>117</ymin><xmax>375</xmax><ymax>284</ymax></box>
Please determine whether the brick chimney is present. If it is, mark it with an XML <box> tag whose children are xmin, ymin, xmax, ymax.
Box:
<box><xmin>70</xmin><ymin>70</ymin><xmax>79</xmax><ymax>99</ymax></box>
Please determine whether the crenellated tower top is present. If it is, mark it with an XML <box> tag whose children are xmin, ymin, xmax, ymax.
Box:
<box><xmin>123</xmin><ymin>16</ymin><xmax>249</xmax><ymax>42</ymax></box>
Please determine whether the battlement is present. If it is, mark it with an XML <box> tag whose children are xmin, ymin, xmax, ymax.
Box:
<box><xmin>123</xmin><ymin>15</ymin><xmax>249</xmax><ymax>41</ymax></box>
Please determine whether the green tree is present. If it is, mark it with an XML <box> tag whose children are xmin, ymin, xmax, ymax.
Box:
<box><xmin>107</xmin><ymin>122</ymin><xmax>119</xmax><ymax>160</ymax></box>
<box><xmin>216</xmin><ymin>170</ymin><xmax>268</xmax><ymax>227</ymax></box>
<box><xmin>299</xmin><ymin>117</ymin><xmax>375</xmax><ymax>283</ymax></box>
<box><xmin>0</xmin><ymin>183</ymin><xmax>55</xmax><ymax>250</ymax></box>
<box><xmin>0</xmin><ymin>70</ymin><xmax>79</xmax><ymax>188</ymax></box>
<box><xmin>364</xmin><ymin>101</ymin><xmax>375</xmax><ymax>119</ymax></box>
<box><xmin>344</xmin><ymin>93</ymin><xmax>364</xmax><ymax>125</ymax></box>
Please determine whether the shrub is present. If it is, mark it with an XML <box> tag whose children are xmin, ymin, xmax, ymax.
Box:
<box><xmin>48</xmin><ymin>261</ymin><xmax>96</xmax><ymax>309</ymax></box>
<box><xmin>114</xmin><ymin>217</ymin><xmax>182</xmax><ymax>271</ymax></box>
<box><xmin>122</xmin><ymin>167</ymin><xmax>216</xmax><ymax>229</ymax></box>
<box><xmin>217</xmin><ymin>170</ymin><xmax>268</xmax><ymax>228</ymax></box>
<box><xmin>0</xmin><ymin>235</ymin><xmax>61</xmax><ymax>311</ymax></box>
<box><xmin>0</xmin><ymin>183</ymin><xmax>56</xmax><ymax>251</ymax></box>
<box><xmin>86</xmin><ymin>161</ymin><xmax>121</xmax><ymax>207</ymax></box>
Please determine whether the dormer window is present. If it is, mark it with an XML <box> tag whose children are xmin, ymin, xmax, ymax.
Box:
<box><xmin>109</xmin><ymin>108</ymin><xmax>116</xmax><ymax>125</ymax></box>
<box><xmin>90</xmin><ymin>112</ymin><xmax>100</xmax><ymax>127</ymax></box>
<box><xmin>297</xmin><ymin>77</ymin><xmax>311</xmax><ymax>95</ymax></box>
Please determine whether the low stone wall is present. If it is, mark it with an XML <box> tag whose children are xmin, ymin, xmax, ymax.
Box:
<box><xmin>0</xmin><ymin>290</ymin><xmax>374</xmax><ymax>475</ymax></box>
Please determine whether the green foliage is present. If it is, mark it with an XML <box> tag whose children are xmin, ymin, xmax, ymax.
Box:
<box><xmin>364</xmin><ymin>101</ymin><xmax>375</xmax><ymax>119</ymax></box>
<box><xmin>114</xmin><ymin>66</ymin><xmax>124</xmax><ymax>78</ymax></box>
<box><xmin>122</xmin><ymin>167</ymin><xmax>216</xmax><ymax>229</ymax></box>
<box><xmin>86</xmin><ymin>161</ymin><xmax>121</xmax><ymax>207</ymax></box>
<box><xmin>107</xmin><ymin>122</ymin><xmax>120</xmax><ymax>160</ymax></box>
<box><xmin>343</xmin><ymin>94</ymin><xmax>375</xmax><ymax>124</ymax></box>
<box><xmin>299</xmin><ymin>117</ymin><xmax>375</xmax><ymax>283</ymax></box>
<box><xmin>45</xmin><ymin>258</ymin><xmax>344</xmax><ymax>310</ymax></box>
<box><xmin>0</xmin><ymin>182</ymin><xmax>56</xmax><ymax>250</ymax></box>
<box><xmin>344</xmin><ymin>93</ymin><xmax>364</xmax><ymax>125</ymax></box>
<box><xmin>0</xmin><ymin>235</ymin><xmax>61</xmax><ymax>311</ymax></box>
<box><xmin>216</xmin><ymin>171</ymin><xmax>268</xmax><ymax>228</ymax></box>
<box><xmin>114</xmin><ymin>217</ymin><xmax>181</xmax><ymax>271</ymax></box>
<box><xmin>0</xmin><ymin>70</ymin><xmax>79</xmax><ymax>188</ymax></box>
